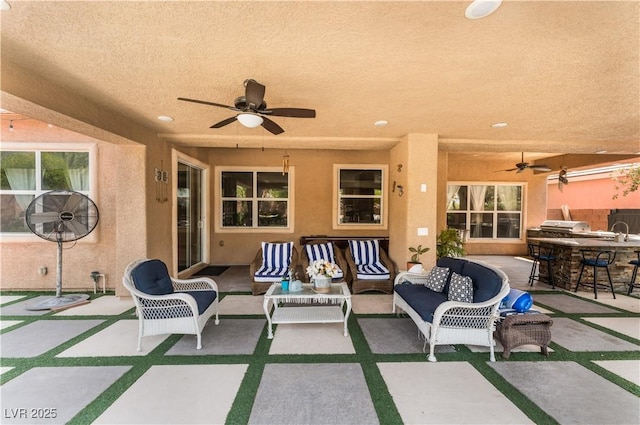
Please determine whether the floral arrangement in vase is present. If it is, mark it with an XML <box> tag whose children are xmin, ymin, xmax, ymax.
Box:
<box><xmin>306</xmin><ymin>259</ymin><xmax>340</xmax><ymax>279</ymax></box>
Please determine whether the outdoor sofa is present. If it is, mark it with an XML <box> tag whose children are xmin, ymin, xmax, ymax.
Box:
<box><xmin>393</xmin><ymin>256</ymin><xmax>510</xmax><ymax>362</ymax></box>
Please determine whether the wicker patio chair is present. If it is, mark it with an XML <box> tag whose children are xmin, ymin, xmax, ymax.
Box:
<box><xmin>345</xmin><ymin>239</ymin><xmax>395</xmax><ymax>294</ymax></box>
<box><xmin>300</xmin><ymin>240</ymin><xmax>349</xmax><ymax>283</ymax></box>
<box><xmin>249</xmin><ymin>241</ymin><xmax>299</xmax><ymax>295</ymax></box>
<box><xmin>123</xmin><ymin>258</ymin><xmax>219</xmax><ymax>351</ymax></box>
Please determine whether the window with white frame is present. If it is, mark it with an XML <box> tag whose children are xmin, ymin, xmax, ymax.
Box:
<box><xmin>0</xmin><ymin>149</ymin><xmax>91</xmax><ymax>234</ymax></box>
<box><xmin>446</xmin><ymin>183</ymin><xmax>523</xmax><ymax>240</ymax></box>
<box><xmin>217</xmin><ymin>167</ymin><xmax>293</xmax><ymax>231</ymax></box>
<box><xmin>334</xmin><ymin>164</ymin><xmax>387</xmax><ymax>229</ymax></box>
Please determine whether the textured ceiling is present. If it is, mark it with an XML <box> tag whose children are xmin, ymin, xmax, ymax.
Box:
<box><xmin>1</xmin><ymin>1</ymin><xmax>639</xmax><ymax>163</ymax></box>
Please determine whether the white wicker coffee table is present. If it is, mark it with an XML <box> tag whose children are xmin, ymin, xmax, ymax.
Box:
<box><xmin>263</xmin><ymin>282</ymin><xmax>352</xmax><ymax>339</ymax></box>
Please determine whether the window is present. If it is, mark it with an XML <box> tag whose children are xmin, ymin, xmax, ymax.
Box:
<box><xmin>0</xmin><ymin>148</ymin><xmax>92</xmax><ymax>234</ymax></box>
<box><xmin>334</xmin><ymin>164</ymin><xmax>388</xmax><ymax>229</ymax></box>
<box><xmin>217</xmin><ymin>167</ymin><xmax>293</xmax><ymax>232</ymax></box>
<box><xmin>446</xmin><ymin>183</ymin><xmax>523</xmax><ymax>240</ymax></box>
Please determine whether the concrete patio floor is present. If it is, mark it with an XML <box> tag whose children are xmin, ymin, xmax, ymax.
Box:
<box><xmin>0</xmin><ymin>255</ymin><xmax>638</xmax><ymax>424</ymax></box>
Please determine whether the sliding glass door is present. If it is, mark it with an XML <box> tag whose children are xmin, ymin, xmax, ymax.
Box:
<box><xmin>177</xmin><ymin>161</ymin><xmax>204</xmax><ymax>272</ymax></box>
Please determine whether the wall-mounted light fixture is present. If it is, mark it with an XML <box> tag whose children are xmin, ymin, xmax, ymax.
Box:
<box><xmin>282</xmin><ymin>152</ymin><xmax>290</xmax><ymax>175</ymax></box>
<box><xmin>396</xmin><ymin>185</ymin><xmax>404</xmax><ymax>197</ymax></box>
<box><xmin>154</xmin><ymin>161</ymin><xmax>169</xmax><ymax>203</ymax></box>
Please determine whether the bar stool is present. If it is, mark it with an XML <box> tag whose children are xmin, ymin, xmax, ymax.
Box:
<box><xmin>575</xmin><ymin>249</ymin><xmax>616</xmax><ymax>299</ymax></box>
<box><xmin>628</xmin><ymin>250</ymin><xmax>640</xmax><ymax>295</ymax></box>
<box><xmin>528</xmin><ymin>243</ymin><xmax>555</xmax><ymax>289</ymax></box>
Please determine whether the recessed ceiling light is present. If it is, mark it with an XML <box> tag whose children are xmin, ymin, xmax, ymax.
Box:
<box><xmin>595</xmin><ymin>150</ymin><xmax>607</xmax><ymax>154</ymax></box>
<box><xmin>491</xmin><ymin>122</ymin><xmax>508</xmax><ymax>128</ymax></box>
<box><xmin>157</xmin><ymin>115</ymin><xmax>174</xmax><ymax>123</ymax></box>
<box><xmin>374</xmin><ymin>120</ymin><xmax>388</xmax><ymax>127</ymax></box>
<box><xmin>0</xmin><ymin>1</ymin><xmax>11</xmax><ymax>11</ymax></box>
<box><xmin>465</xmin><ymin>0</ymin><xmax>502</xmax><ymax>20</ymax></box>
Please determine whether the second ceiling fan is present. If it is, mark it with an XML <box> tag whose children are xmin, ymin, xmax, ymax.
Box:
<box><xmin>502</xmin><ymin>152</ymin><xmax>552</xmax><ymax>173</ymax></box>
<box><xmin>178</xmin><ymin>79</ymin><xmax>316</xmax><ymax>135</ymax></box>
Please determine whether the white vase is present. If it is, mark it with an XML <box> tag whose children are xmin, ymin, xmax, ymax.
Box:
<box><xmin>313</xmin><ymin>275</ymin><xmax>332</xmax><ymax>292</ymax></box>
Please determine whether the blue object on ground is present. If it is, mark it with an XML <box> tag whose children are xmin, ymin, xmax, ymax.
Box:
<box><xmin>501</xmin><ymin>288</ymin><xmax>533</xmax><ymax>312</ymax></box>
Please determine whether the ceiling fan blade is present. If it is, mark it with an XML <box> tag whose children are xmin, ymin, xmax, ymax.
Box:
<box><xmin>264</xmin><ymin>108</ymin><xmax>316</xmax><ymax>118</ymax></box>
<box><xmin>516</xmin><ymin>168</ymin><xmax>525</xmax><ymax>174</ymax></box>
<box><xmin>530</xmin><ymin>165</ymin><xmax>552</xmax><ymax>172</ymax></box>
<box><xmin>210</xmin><ymin>116</ymin><xmax>238</xmax><ymax>128</ymax></box>
<box><xmin>178</xmin><ymin>97</ymin><xmax>237</xmax><ymax>111</ymax></box>
<box><xmin>261</xmin><ymin>116</ymin><xmax>284</xmax><ymax>135</ymax></box>
<box><xmin>245</xmin><ymin>79</ymin><xmax>266</xmax><ymax>109</ymax></box>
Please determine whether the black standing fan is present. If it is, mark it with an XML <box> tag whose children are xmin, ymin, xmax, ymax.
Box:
<box><xmin>24</xmin><ymin>190</ymin><xmax>100</xmax><ymax>310</ymax></box>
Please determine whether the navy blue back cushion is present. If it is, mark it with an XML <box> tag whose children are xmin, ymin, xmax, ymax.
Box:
<box><xmin>462</xmin><ymin>261</ymin><xmax>503</xmax><ymax>302</ymax></box>
<box><xmin>394</xmin><ymin>284</ymin><xmax>448</xmax><ymax>323</ymax></box>
<box><xmin>182</xmin><ymin>291</ymin><xmax>217</xmax><ymax>314</ymax></box>
<box><xmin>132</xmin><ymin>259</ymin><xmax>174</xmax><ymax>295</ymax></box>
<box><xmin>436</xmin><ymin>257</ymin><xmax>466</xmax><ymax>274</ymax></box>
<box><xmin>436</xmin><ymin>257</ymin><xmax>467</xmax><ymax>293</ymax></box>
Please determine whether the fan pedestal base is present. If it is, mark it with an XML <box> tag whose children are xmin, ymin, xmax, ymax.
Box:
<box><xmin>25</xmin><ymin>294</ymin><xmax>90</xmax><ymax>311</ymax></box>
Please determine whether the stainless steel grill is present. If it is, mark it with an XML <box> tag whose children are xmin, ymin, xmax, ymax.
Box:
<box><xmin>539</xmin><ymin>220</ymin><xmax>591</xmax><ymax>234</ymax></box>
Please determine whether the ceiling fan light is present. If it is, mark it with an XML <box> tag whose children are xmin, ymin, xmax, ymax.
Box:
<box><xmin>465</xmin><ymin>0</ymin><xmax>502</xmax><ymax>20</ymax></box>
<box><xmin>237</xmin><ymin>113</ymin><xmax>263</xmax><ymax>128</ymax></box>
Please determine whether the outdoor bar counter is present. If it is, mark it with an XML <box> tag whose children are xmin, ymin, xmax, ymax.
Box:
<box><xmin>527</xmin><ymin>237</ymin><xmax>640</xmax><ymax>292</ymax></box>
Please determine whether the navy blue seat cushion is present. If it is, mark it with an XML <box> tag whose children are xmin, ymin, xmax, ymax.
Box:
<box><xmin>630</xmin><ymin>260</ymin><xmax>640</xmax><ymax>266</ymax></box>
<box><xmin>582</xmin><ymin>259</ymin><xmax>609</xmax><ymax>267</ymax></box>
<box><xmin>462</xmin><ymin>261</ymin><xmax>503</xmax><ymax>303</ymax></box>
<box><xmin>139</xmin><ymin>291</ymin><xmax>217</xmax><ymax>319</ymax></box>
<box><xmin>132</xmin><ymin>259</ymin><xmax>174</xmax><ymax>295</ymax></box>
<box><xmin>394</xmin><ymin>284</ymin><xmax>448</xmax><ymax>323</ymax></box>
<box><xmin>182</xmin><ymin>291</ymin><xmax>217</xmax><ymax>315</ymax></box>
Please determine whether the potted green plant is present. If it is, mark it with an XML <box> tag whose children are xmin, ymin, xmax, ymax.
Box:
<box><xmin>407</xmin><ymin>244</ymin><xmax>430</xmax><ymax>270</ymax></box>
<box><xmin>436</xmin><ymin>229</ymin><xmax>465</xmax><ymax>259</ymax></box>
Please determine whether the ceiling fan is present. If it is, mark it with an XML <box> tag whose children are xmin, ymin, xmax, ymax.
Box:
<box><xmin>178</xmin><ymin>79</ymin><xmax>316</xmax><ymax>135</ymax></box>
<box><xmin>501</xmin><ymin>153</ymin><xmax>552</xmax><ymax>173</ymax></box>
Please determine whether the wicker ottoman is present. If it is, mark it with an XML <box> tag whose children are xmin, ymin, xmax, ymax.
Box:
<box><xmin>494</xmin><ymin>313</ymin><xmax>553</xmax><ymax>359</ymax></box>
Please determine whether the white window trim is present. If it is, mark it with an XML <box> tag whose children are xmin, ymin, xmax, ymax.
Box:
<box><xmin>447</xmin><ymin>181</ymin><xmax>526</xmax><ymax>243</ymax></box>
<box><xmin>0</xmin><ymin>142</ymin><xmax>98</xmax><ymax>243</ymax></box>
<box><xmin>214</xmin><ymin>166</ymin><xmax>295</xmax><ymax>234</ymax></box>
<box><xmin>333</xmin><ymin>164</ymin><xmax>388</xmax><ymax>230</ymax></box>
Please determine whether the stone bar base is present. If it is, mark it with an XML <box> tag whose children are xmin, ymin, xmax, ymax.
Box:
<box><xmin>528</xmin><ymin>238</ymin><xmax>639</xmax><ymax>293</ymax></box>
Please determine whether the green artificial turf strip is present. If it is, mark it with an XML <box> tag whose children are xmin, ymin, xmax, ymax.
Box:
<box><xmin>1</xmin><ymin>289</ymin><xmax>639</xmax><ymax>424</ymax></box>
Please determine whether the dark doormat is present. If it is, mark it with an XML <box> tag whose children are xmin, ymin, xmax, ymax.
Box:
<box><xmin>193</xmin><ymin>266</ymin><xmax>230</xmax><ymax>276</ymax></box>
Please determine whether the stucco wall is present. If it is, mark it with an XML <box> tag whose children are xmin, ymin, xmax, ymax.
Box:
<box><xmin>206</xmin><ymin>148</ymin><xmax>391</xmax><ymax>265</ymax></box>
<box><xmin>547</xmin><ymin>174</ymin><xmax>640</xmax><ymax>210</ymax></box>
<box><xmin>388</xmin><ymin>134</ymin><xmax>439</xmax><ymax>270</ymax></box>
<box><xmin>0</xmin><ymin>122</ymin><xmax>120</xmax><ymax>291</ymax></box>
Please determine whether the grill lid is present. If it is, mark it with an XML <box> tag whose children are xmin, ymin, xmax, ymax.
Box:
<box><xmin>540</xmin><ymin>220</ymin><xmax>591</xmax><ymax>233</ymax></box>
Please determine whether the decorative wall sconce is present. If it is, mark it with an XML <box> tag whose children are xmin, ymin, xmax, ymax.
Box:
<box><xmin>154</xmin><ymin>161</ymin><xmax>168</xmax><ymax>203</ymax></box>
<box><xmin>396</xmin><ymin>185</ymin><xmax>404</xmax><ymax>197</ymax></box>
<box><xmin>282</xmin><ymin>152</ymin><xmax>290</xmax><ymax>175</ymax></box>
